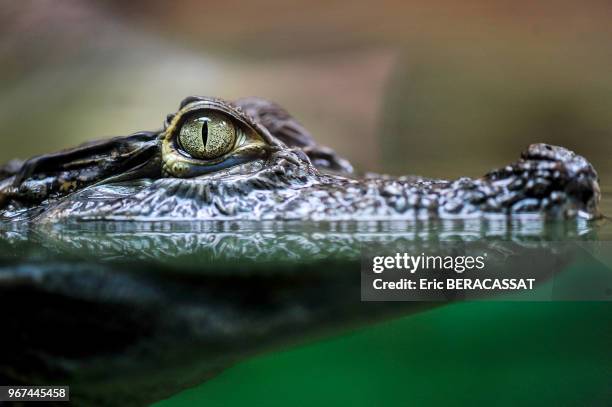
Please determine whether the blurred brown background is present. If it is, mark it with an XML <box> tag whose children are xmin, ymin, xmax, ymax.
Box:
<box><xmin>1</xmin><ymin>0</ymin><xmax>611</xmax><ymax>179</ymax></box>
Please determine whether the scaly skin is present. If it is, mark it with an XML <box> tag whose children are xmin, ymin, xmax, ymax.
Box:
<box><xmin>0</xmin><ymin>96</ymin><xmax>602</xmax><ymax>222</ymax></box>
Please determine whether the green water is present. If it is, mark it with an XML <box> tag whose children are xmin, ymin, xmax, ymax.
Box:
<box><xmin>2</xmin><ymin>193</ymin><xmax>611</xmax><ymax>406</ymax></box>
<box><xmin>156</xmin><ymin>302</ymin><xmax>610</xmax><ymax>407</ymax></box>
<box><xmin>150</xmin><ymin>196</ymin><xmax>612</xmax><ymax>406</ymax></box>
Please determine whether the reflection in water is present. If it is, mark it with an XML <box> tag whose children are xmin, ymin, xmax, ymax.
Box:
<box><xmin>0</xmin><ymin>218</ymin><xmax>599</xmax><ymax>264</ymax></box>
<box><xmin>0</xmin><ymin>219</ymin><xmax>606</xmax><ymax>406</ymax></box>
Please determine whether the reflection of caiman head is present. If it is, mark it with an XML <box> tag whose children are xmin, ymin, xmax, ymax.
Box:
<box><xmin>0</xmin><ymin>218</ymin><xmax>594</xmax><ymax>406</ymax></box>
<box><xmin>0</xmin><ymin>96</ymin><xmax>602</xmax><ymax>222</ymax></box>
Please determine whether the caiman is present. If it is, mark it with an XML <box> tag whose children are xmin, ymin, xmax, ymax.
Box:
<box><xmin>0</xmin><ymin>96</ymin><xmax>601</xmax><ymax>222</ymax></box>
<box><xmin>0</xmin><ymin>96</ymin><xmax>604</xmax><ymax>405</ymax></box>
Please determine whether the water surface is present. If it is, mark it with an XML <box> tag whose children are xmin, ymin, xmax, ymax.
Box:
<box><xmin>2</xmin><ymin>189</ymin><xmax>611</xmax><ymax>405</ymax></box>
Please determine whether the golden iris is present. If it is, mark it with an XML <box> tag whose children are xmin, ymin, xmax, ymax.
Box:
<box><xmin>178</xmin><ymin>112</ymin><xmax>236</xmax><ymax>159</ymax></box>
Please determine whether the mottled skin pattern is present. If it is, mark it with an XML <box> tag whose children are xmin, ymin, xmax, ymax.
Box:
<box><xmin>0</xmin><ymin>96</ymin><xmax>601</xmax><ymax>223</ymax></box>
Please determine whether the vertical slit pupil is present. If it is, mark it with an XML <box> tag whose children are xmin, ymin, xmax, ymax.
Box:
<box><xmin>201</xmin><ymin>121</ymin><xmax>209</xmax><ymax>147</ymax></box>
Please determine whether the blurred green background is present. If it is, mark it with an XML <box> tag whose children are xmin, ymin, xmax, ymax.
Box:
<box><xmin>1</xmin><ymin>1</ymin><xmax>610</xmax><ymax>406</ymax></box>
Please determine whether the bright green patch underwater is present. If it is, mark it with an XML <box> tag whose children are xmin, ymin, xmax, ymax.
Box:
<box><xmin>156</xmin><ymin>299</ymin><xmax>611</xmax><ymax>407</ymax></box>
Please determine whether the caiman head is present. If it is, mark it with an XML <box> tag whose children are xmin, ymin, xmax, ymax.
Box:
<box><xmin>0</xmin><ymin>96</ymin><xmax>601</xmax><ymax>223</ymax></box>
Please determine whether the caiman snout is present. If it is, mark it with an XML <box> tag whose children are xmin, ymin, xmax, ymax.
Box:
<box><xmin>515</xmin><ymin>143</ymin><xmax>600</xmax><ymax>218</ymax></box>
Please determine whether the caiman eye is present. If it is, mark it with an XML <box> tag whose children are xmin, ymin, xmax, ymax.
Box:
<box><xmin>178</xmin><ymin>112</ymin><xmax>236</xmax><ymax>159</ymax></box>
<box><xmin>162</xmin><ymin>98</ymin><xmax>273</xmax><ymax>178</ymax></box>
